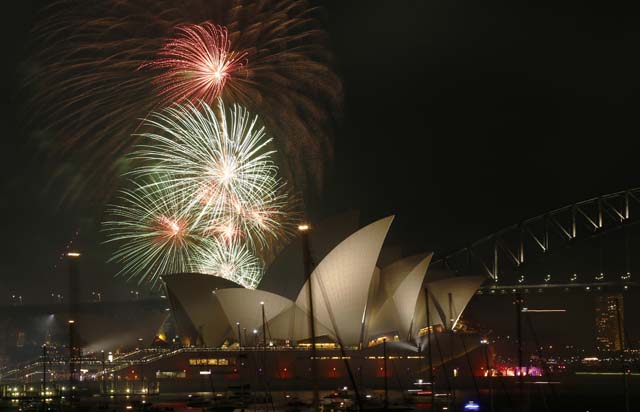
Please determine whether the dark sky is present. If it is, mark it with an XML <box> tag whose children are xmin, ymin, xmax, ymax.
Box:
<box><xmin>322</xmin><ymin>0</ymin><xmax>640</xmax><ymax>249</ymax></box>
<box><xmin>1</xmin><ymin>1</ymin><xmax>640</xmax><ymax>347</ymax></box>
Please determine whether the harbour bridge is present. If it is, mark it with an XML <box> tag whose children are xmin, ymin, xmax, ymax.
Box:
<box><xmin>429</xmin><ymin>188</ymin><xmax>640</xmax><ymax>293</ymax></box>
<box><xmin>6</xmin><ymin>188</ymin><xmax>640</xmax><ymax>310</ymax></box>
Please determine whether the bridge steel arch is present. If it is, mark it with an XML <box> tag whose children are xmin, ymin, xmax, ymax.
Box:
<box><xmin>430</xmin><ymin>188</ymin><xmax>640</xmax><ymax>289</ymax></box>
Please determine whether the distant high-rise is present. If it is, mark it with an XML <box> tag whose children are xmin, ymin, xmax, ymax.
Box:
<box><xmin>594</xmin><ymin>294</ymin><xmax>624</xmax><ymax>352</ymax></box>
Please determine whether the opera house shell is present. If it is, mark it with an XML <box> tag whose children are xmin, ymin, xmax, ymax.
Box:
<box><xmin>163</xmin><ymin>215</ymin><xmax>485</xmax><ymax>349</ymax></box>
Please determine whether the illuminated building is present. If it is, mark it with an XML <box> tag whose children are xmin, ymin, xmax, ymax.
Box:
<box><xmin>594</xmin><ymin>294</ymin><xmax>624</xmax><ymax>352</ymax></box>
<box><xmin>164</xmin><ymin>216</ymin><xmax>485</xmax><ymax>348</ymax></box>
<box><xmin>0</xmin><ymin>216</ymin><xmax>487</xmax><ymax>391</ymax></box>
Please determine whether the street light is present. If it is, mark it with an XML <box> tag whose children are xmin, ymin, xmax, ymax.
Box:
<box><xmin>67</xmin><ymin>251</ymin><xmax>81</xmax><ymax>321</ymax></box>
<box><xmin>137</xmin><ymin>338</ymin><xmax>146</xmax><ymax>393</ymax></box>
<box><xmin>68</xmin><ymin>320</ymin><xmax>77</xmax><ymax>406</ymax></box>
<box><xmin>42</xmin><ymin>344</ymin><xmax>48</xmax><ymax>403</ymax></box>
<box><xmin>236</xmin><ymin>322</ymin><xmax>242</xmax><ymax>347</ymax></box>
<box><xmin>298</xmin><ymin>220</ymin><xmax>319</xmax><ymax>412</ymax></box>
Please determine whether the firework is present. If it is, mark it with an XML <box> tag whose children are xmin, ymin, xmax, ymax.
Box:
<box><xmin>132</xmin><ymin>99</ymin><xmax>290</xmax><ymax>250</ymax></box>
<box><xmin>195</xmin><ymin>240</ymin><xmax>263</xmax><ymax>289</ymax></box>
<box><xmin>140</xmin><ymin>23</ymin><xmax>247</xmax><ymax>105</ymax></box>
<box><xmin>27</xmin><ymin>0</ymin><xmax>342</xmax><ymax>202</ymax></box>
<box><xmin>103</xmin><ymin>175</ymin><xmax>207</xmax><ymax>288</ymax></box>
<box><xmin>104</xmin><ymin>100</ymin><xmax>295</xmax><ymax>288</ymax></box>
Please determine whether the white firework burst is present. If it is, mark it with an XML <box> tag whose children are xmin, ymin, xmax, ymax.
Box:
<box><xmin>103</xmin><ymin>175</ymin><xmax>207</xmax><ymax>288</ymax></box>
<box><xmin>195</xmin><ymin>240</ymin><xmax>264</xmax><ymax>289</ymax></box>
<box><xmin>132</xmin><ymin>99</ymin><xmax>288</xmax><ymax>249</ymax></box>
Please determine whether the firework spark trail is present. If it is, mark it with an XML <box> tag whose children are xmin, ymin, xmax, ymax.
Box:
<box><xmin>131</xmin><ymin>99</ymin><xmax>290</xmax><ymax>251</ymax></box>
<box><xmin>103</xmin><ymin>175</ymin><xmax>208</xmax><ymax>288</ymax></box>
<box><xmin>195</xmin><ymin>239</ymin><xmax>263</xmax><ymax>289</ymax></box>
<box><xmin>104</xmin><ymin>101</ymin><xmax>296</xmax><ymax>288</ymax></box>
<box><xmin>103</xmin><ymin>174</ymin><xmax>272</xmax><ymax>289</ymax></box>
<box><xmin>141</xmin><ymin>23</ymin><xmax>247</xmax><ymax>105</ymax></box>
<box><xmin>28</xmin><ymin>0</ymin><xmax>342</xmax><ymax>203</ymax></box>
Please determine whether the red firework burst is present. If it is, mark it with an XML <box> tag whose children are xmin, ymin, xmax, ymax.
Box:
<box><xmin>156</xmin><ymin>215</ymin><xmax>185</xmax><ymax>240</ymax></box>
<box><xmin>142</xmin><ymin>23</ymin><xmax>247</xmax><ymax>104</ymax></box>
<box><xmin>28</xmin><ymin>0</ymin><xmax>342</xmax><ymax>204</ymax></box>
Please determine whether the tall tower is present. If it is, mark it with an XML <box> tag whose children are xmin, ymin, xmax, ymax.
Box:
<box><xmin>594</xmin><ymin>294</ymin><xmax>624</xmax><ymax>352</ymax></box>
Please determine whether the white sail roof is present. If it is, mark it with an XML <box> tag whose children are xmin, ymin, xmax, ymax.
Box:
<box><xmin>163</xmin><ymin>219</ymin><xmax>488</xmax><ymax>349</ymax></box>
<box><xmin>214</xmin><ymin>288</ymin><xmax>295</xmax><ymax>338</ymax></box>
<box><xmin>264</xmin><ymin>302</ymin><xmax>336</xmax><ymax>342</ymax></box>
<box><xmin>367</xmin><ymin>253</ymin><xmax>433</xmax><ymax>341</ymax></box>
<box><xmin>412</xmin><ymin>274</ymin><xmax>486</xmax><ymax>340</ymax></box>
<box><xmin>162</xmin><ymin>273</ymin><xmax>241</xmax><ymax>346</ymax></box>
<box><xmin>259</xmin><ymin>211</ymin><xmax>361</xmax><ymax>300</ymax></box>
<box><xmin>295</xmin><ymin>216</ymin><xmax>394</xmax><ymax>346</ymax></box>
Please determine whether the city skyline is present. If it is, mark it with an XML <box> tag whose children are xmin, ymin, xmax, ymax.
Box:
<box><xmin>2</xmin><ymin>0</ymin><xmax>640</xmax><ymax>366</ymax></box>
<box><xmin>1</xmin><ymin>2</ymin><xmax>640</xmax><ymax>410</ymax></box>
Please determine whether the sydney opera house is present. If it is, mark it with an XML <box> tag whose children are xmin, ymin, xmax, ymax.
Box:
<box><xmin>0</xmin><ymin>215</ymin><xmax>486</xmax><ymax>390</ymax></box>
<box><xmin>164</xmin><ymin>215</ymin><xmax>484</xmax><ymax>350</ymax></box>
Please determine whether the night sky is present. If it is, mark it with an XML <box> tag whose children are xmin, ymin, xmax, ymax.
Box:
<box><xmin>2</xmin><ymin>1</ymin><xmax>640</xmax><ymax>348</ymax></box>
